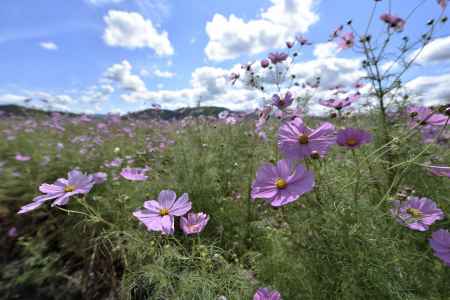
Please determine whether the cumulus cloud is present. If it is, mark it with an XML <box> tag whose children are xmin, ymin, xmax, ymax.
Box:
<box><xmin>291</xmin><ymin>57</ymin><xmax>364</xmax><ymax>89</ymax></box>
<box><xmin>313</xmin><ymin>42</ymin><xmax>339</xmax><ymax>59</ymax></box>
<box><xmin>154</xmin><ymin>69</ymin><xmax>176</xmax><ymax>78</ymax></box>
<box><xmin>414</xmin><ymin>36</ymin><xmax>450</xmax><ymax>65</ymax></box>
<box><xmin>80</xmin><ymin>84</ymin><xmax>115</xmax><ymax>104</ymax></box>
<box><xmin>103</xmin><ymin>10</ymin><xmax>174</xmax><ymax>56</ymax></box>
<box><xmin>204</xmin><ymin>0</ymin><xmax>319</xmax><ymax>61</ymax></box>
<box><xmin>0</xmin><ymin>94</ymin><xmax>28</xmax><ymax>105</ymax></box>
<box><xmin>104</xmin><ymin>60</ymin><xmax>147</xmax><ymax>93</ymax></box>
<box><xmin>405</xmin><ymin>73</ymin><xmax>450</xmax><ymax>106</ymax></box>
<box><xmin>39</xmin><ymin>41</ymin><xmax>58</xmax><ymax>50</ymax></box>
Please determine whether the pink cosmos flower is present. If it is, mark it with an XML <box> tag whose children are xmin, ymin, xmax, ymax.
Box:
<box><xmin>18</xmin><ymin>170</ymin><xmax>95</xmax><ymax>214</ymax></box>
<box><xmin>407</xmin><ymin>106</ymin><xmax>449</xmax><ymax>127</ymax></box>
<box><xmin>380</xmin><ymin>13</ymin><xmax>406</xmax><ymax>31</ymax></box>
<box><xmin>338</xmin><ymin>32</ymin><xmax>354</xmax><ymax>49</ymax></box>
<box><xmin>272</xmin><ymin>92</ymin><xmax>294</xmax><ymax>110</ymax></box>
<box><xmin>391</xmin><ymin>196</ymin><xmax>444</xmax><ymax>231</ymax></box>
<box><xmin>319</xmin><ymin>93</ymin><xmax>359</xmax><ymax>111</ymax></box>
<box><xmin>268</xmin><ymin>52</ymin><xmax>288</xmax><ymax>64</ymax></box>
<box><xmin>337</xmin><ymin>128</ymin><xmax>372</xmax><ymax>149</ymax></box>
<box><xmin>120</xmin><ymin>167</ymin><xmax>149</xmax><ymax>181</ymax></box>
<box><xmin>429</xmin><ymin>229</ymin><xmax>450</xmax><ymax>266</ymax></box>
<box><xmin>8</xmin><ymin>227</ymin><xmax>18</xmax><ymax>238</ymax></box>
<box><xmin>296</xmin><ymin>35</ymin><xmax>312</xmax><ymax>46</ymax></box>
<box><xmin>105</xmin><ymin>158</ymin><xmax>123</xmax><ymax>168</ymax></box>
<box><xmin>180</xmin><ymin>212</ymin><xmax>209</xmax><ymax>235</ymax></box>
<box><xmin>278</xmin><ymin>118</ymin><xmax>336</xmax><ymax>160</ymax></box>
<box><xmin>93</xmin><ymin>172</ymin><xmax>108</xmax><ymax>184</ymax></box>
<box><xmin>253</xmin><ymin>288</ymin><xmax>282</xmax><ymax>300</ymax></box>
<box><xmin>261</xmin><ymin>59</ymin><xmax>270</xmax><ymax>68</ymax></box>
<box><xmin>426</xmin><ymin>165</ymin><xmax>450</xmax><ymax>178</ymax></box>
<box><xmin>15</xmin><ymin>153</ymin><xmax>31</xmax><ymax>161</ymax></box>
<box><xmin>251</xmin><ymin>159</ymin><xmax>315</xmax><ymax>207</ymax></box>
<box><xmin>133</xmin><ymin>190</ymin><xmax>192</xmax><ymax>235</ymax></box>
<box><xmin>225</xmin><ymin>116</ymin><xmax>237</xmax><ymax>125</ymax></box>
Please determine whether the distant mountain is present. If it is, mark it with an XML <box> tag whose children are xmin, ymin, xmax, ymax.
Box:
<box><xmin>0</xmin><ymin>104</ymin><xmax>231</xmax><ymax>120</ymax></box>
<box><xmin>127</xmin><ymin>106</ymin><xmax>230</xmax><ymax>120</ymax></box>
<box><xmin>0</xmin><ymin>104</ymin><xmax>52</xmax><ymax>117</ymax></box>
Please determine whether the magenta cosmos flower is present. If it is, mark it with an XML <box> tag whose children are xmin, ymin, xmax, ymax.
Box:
<box><xmin>338</xmin><ymin>32</ymin><xmax>354</xmax><ymax>49</ymax></box>
<box><xmin>380</xmin><ymin>13</ymin><xmax>406</xmax><ymax>31</ymax></box>
<box><xmin>253</xmin><ymin>288</ymin><xmax>282</xmax><ymax>300</ymax></box>
<box><xmin>251</xmin><ymin>159</ymin><xmax>314</xmax><ymax>207</ymax></box>
<box><xmin>120</xmin><ymin>167</ymin><xmax>149</xmax><ymax>181</ymax></box>
<box><xmin>337</xmin><ymin>128</ymin><xmax>372</xmax><ymax>149</ymax></box>
<box><xmin>261</xmin><ymin>59</ymin><xmax>270</xmax><ymax>68</ymax></box>
<box><xmin>18</xmin><ymin>170</ymin><xmax>95</xmax><ymax>214</ymax></box>
<box><xmin>391</xmin><ymin>196</ymin><xmax>444</xmax><ymax>231</ymax></box>
<box><xmin>180</xmin><ymin>212</ymin><xmax>209</xmax><ymax>235</ymax></box>
<box><xmin>426</xmin><ymin>165</ymin><xmax>450</xmax><ymax>178</ymax></box>
<box><xmin>278</xmin><ymin>118</ymin><xmax>336</xmax><ymax>160</ymax></box>
<box><xmin>133</xmin><ymin>190</ymin><xmax>192</xmax><ymax>235</ymax></box>
<box><xmin>268</xmin><ymin>52</ymin><xmax>288</xmax><ymax>64</ymax></box>
<box><xmin>429</xmin><ymin>229</ymin><xmax>450</xmax><ymax>266</ymax></box>
<box><xmin>272</xmin><ymin>92</ymin><xmax>294</xmax><ymax>110</ymax></box>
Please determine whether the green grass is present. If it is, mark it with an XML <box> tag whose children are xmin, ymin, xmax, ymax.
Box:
<box><xmin>1</xmin><ymin>112</ymin><xmax>449</xmax><ymax>299</ymax></box>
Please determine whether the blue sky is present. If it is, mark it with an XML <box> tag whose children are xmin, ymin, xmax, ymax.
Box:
<box><xmin>0</xmin><ymin>0</ymin><xmax>449</xmax><ymax>114</ymax></box>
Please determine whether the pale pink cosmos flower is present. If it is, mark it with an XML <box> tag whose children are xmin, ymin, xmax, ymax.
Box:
<box><xmin>133</xmin><ymin>190</ymin><xmax>192</xmax><ymax>235</ymax></box>
<box><xmin>391</xmin><ymin>196</ymin><xmax>444</xmax><ymax>231</ymax></box>
<box><xmin>338</xmin><ymin>32</ymin><xmax>355</xmax><ymax>49</ymax></box>
<box><xmin>15</xmin><ymin>153</ymin><xmax>31</xmax><ymax>161</ymax></box>
<box><xmin>18</xmin><ymin>170</ymin><xmax>95</xmax><ymax>214</ymax></box>
<box><xmin>278</xmin><ymin>118</ymin><xmax>336</xmax><ymax>160</ymax></box>
<box><xmin>120</xmin><ymin>167</ymin><xmax>149</xmax><ymax>181</ymax></box>
<box><xmin>426</xmin><ymin>165</ymin><xmax>450</xmax><ymax>178</ymax></box>
<box><xmin>251</xmin><ymin>159</ymin><xmax>314</xmax><ymax>207</ymax></box>
<box><xmin>180</xmin><ymin>212</ymin><xmax>209</xmax><ymax>235</ymax></box>
<box><xmin>253</xmin><ymin>288</ymin><xmax>282</xmax><ymax>300</ymax></box>
<box><xmin>380</xmin><ymin>13</ymin><xmax>406</xmax><ymax>31</ymax></box>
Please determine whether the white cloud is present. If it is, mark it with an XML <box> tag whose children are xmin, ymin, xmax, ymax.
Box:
<box><xmin>204</xmin><ymin>0</ymin><xmax>319</xmax><ymax>61</ymax></box>
<box><xmin>104</xmin><ymin>60</ymin><xmax>147</xmax><ymax>93</ymax></box>
<box><xmin>39</xmin><ymin>41</ymin><xmax>58</xmax><ymax>50</ymax></box>
<box><xmin>154</xmin><ymin>69</ymin><xmax>176</xmax><ymax>78</ymax></box>
<box><xmin>80</xmin><ymin>84</ymin><xmax>115</xmax><ymax>104</ymax></box>
<box><xmin>405</xmin><ymin>73</ymin><xmax>450</xmax><ymax>106</ymax></box>
<box><xmin>291</xmin><ymin>57</ymin><xmax>364</xmax><ymax>90</ymax></box>
<box><xmin>313</xmin><ymin>42</ymin><xmax>339</xmax><ymax>59</ymax></box>
<box><xmin>0</xmin><ymin>94</ymin><xmax>28</xmax><ymax>105</ymax></box>
<box><xmin>103</xmin><ymin>10</ymin><xmax>174</xmax><ymax>56</ymax></box>
<box><xmin>414</xmin><ymin>36</ymin><xmax>450</xmax><ymax>65</ymax></box>
<box><xmin>140</xmin><ymin>69</ymin><xmax>150</xmax><ymax>77</ymax></box>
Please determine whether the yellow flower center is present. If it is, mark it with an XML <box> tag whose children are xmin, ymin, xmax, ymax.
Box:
<box><xmin>159</xmin><ymin>208</ymin><xmax>170</xmax><ymax>216</ymax></box>
<box><xmin>298</xmin><ymin>134</ymin><xmax>309</xmax><ymax>145</ymax></box>
<box><xmin>406</xmin><ymin>208</ymin><xmax>423</xmax><ymax>219</ymax></box>
<box><xmin>346</xmin><ymin>138</ymin><xmax>358</xmax><ymax>146</ymax></box>
<box><xmin>64</xmin><ymin>185</ymin><xmax>76</xmax><ymax>193</ymax></box>
<box><xmin>275</xmin><ymin>178</ymin><xmax>287</xmax><ymax>189</ymax></box>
